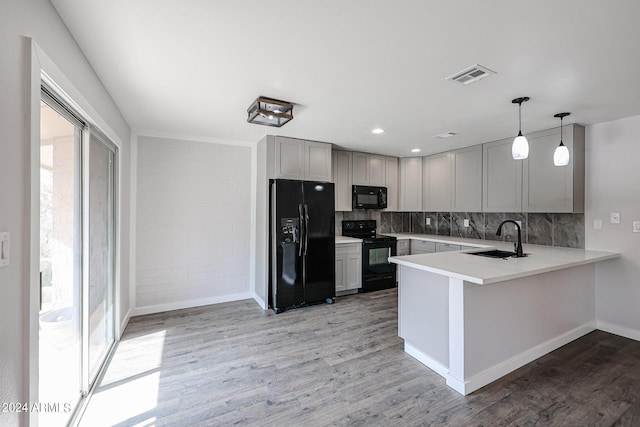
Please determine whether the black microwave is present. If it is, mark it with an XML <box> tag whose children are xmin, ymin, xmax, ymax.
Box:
<box><xmin>352</xmin><ymin>185</ymin><xmax>387</xmax><ymax>209</ymax></box>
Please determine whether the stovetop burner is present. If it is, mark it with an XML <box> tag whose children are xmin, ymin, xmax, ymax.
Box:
<box><xmin>341</xmin><ymin>220</ymin><xmax>396</xmax><ymax>242</ymax></box>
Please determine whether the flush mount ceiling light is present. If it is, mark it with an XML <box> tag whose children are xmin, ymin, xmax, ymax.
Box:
<box><xmin>411</xmin><ymin>148</ymin><xmax>421</xmax><ymax>153</ymax></box>
<box><xmin>511</xmin><ymin>97</ymin><xmax>530</xmax><ymax>160</ymax></box>
<box><xmin>247</xmin><ymin>96</ymin><xmax>293</xmax><ymax>127</ymax></box>
<box><xmin>371</xmin><ymin>128</ymin><xmax>385</xmax><ymax>134</ymax></box>
<box><xmin>553</xmin><ymin>112</ymin><xmax>571</xmax><ymax>166</ymax></box>
<box><xmin>434</xmin><ymin>132</ymin><xmax>457</xmax><ymax>139</ymax></box>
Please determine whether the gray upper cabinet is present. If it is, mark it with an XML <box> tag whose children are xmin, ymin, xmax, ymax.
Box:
<box><xmin>271</xmin><ymin>136</ymin><xmax>332</xmax><ymax>182</ymax></box>
<box><xmin>332</xmin><ymin>150</ymin><xmax>353</xmax><ymax>211</ymax></box>
<box><xmin>483</xmin><ymin>138</ymin><xmax>523</xmax><ymax>212</ymax></box>
<box><xmin>304</xmin><ymin>140</ymin><xmax>332</xmax><ymax>182</ymax></box>
<box><xmin>385</xmin><ymin>156</ymin><xmax>399</xmax><ymax>211</ymax></box>
<box><xmin>399</xmin><ymin>157</ymin><xmax>423</xmax><ymax>211</ymax></box>
<box><xmin>451</xmin><ymin>145</ymin><xmax>483</xmax><ymax>212</ymax></box>
<box><xmin>352</xmin><ymin>152</ymin><xmax>386</xmax><ymax>186</ymax></box>
<box><xmin>274</xmin><ymin>136</ymin><xmax>305</xmax><ymax>179</ymax></box>
<box><xmin>522</xmin><ymin>124</ymin><xmax>585</xmax><ymax>213</ymax></box>
<box><xmin>422</xmin><ymin>152</ymin><xmax>452</xmax><ymax>212</ymax></box>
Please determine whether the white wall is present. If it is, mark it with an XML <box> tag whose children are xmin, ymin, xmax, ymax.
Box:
<box><xmin>0</xmin><ymin>1</ymin><xmax>131</xmax><ymax>425</ymax></box>
<box><xmin>586</xmin><ymin>115</ymin><xmax>640</xmax><ymax>340</ymax></box>
<box><xmin>133</xmin><ymin>135</ymin><xmax>253</xmax><ymax>314</ymax></box>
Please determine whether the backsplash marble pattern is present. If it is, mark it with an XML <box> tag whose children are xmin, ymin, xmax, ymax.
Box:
<box><xmin>374</xmin><ymin>211</ymin><xmax>585</xmax><ymax>249</ymax></box>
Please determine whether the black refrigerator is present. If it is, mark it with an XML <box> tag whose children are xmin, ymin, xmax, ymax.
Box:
<box><xmin>269</xmin><ymin>179</ymin><xmax>335</xmax><ymax>313</ymax></box>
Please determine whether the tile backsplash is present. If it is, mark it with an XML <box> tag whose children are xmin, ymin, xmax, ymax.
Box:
<box><xmin>337</xmin><ymin>210</ymin><xmax>585</xmax><ymax>249</ymax></box>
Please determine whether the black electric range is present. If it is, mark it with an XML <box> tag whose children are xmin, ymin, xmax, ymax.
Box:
<box><xmin>341</xmin><ymin>220</ymin><xmax>397</xmax><ymax>292</ymax></box>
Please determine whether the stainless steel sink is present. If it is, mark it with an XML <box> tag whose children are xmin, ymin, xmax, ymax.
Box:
<box><xmin>467</xmin><ymin>249</ymin><xmax>518</xmax><ymax>259</ymax></box>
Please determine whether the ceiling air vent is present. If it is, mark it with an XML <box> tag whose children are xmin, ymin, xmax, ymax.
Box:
<box><xmin>446</xmin><ymin>64</ymin><xmax>496</xmax><ymax>85</ymax></box>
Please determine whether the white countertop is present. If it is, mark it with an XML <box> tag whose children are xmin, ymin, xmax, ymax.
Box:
<box><xmin>389</xmin><ymin>236</ymin><xmax>619</xmax><ymax>285</ymax></box>
<box><xmin>335</xmin><ymin>236</ymin><xmax>362</xmax><ymax>244</ymax></box>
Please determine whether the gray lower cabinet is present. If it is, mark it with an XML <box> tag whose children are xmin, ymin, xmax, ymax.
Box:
<box><xmin>396</xmin><ymin>239</ymin><xmax>410</xmax><ymax>256</ymax></box>
<box><xmin>410</xmin><ymin>240</ymin><xmax>436</xmax><ymax>254</ymax></box>
<box><xmin>335</xmin><ymin>243</ymin><xmax>362</xmax><ymax>293</ymax></box>
<box><xmin>435</xmin><ymin>242</ymin><xmax>461</xmax><ymax>252</ymax></box>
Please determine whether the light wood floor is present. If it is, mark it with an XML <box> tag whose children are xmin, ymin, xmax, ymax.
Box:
<box><xmin>80</xmin><ymin>289</ymin><xmax>640</xmax><ymax>426</ymax></box>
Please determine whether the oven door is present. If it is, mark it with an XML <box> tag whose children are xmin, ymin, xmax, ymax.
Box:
<box><xmin>362</xmin><ymin>240</ymin><xmax>397</xmax><ymax>276</ymax></box>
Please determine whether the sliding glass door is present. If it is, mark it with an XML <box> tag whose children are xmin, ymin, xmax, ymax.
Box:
<box><xmin>39</xmin><ymin>86</ymin><xmax>116</xmax><ymax>426</ymax></box>
<box><xmin>85</xmin><ymin>131</ymin><xmax>115</xmax><ymax>384</ymax></box>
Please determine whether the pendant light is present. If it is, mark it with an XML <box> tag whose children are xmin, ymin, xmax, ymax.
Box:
<box><xmin>511</xmin><ymin>97</ymin><xmax>530</xmax><ymax>159</ymax></box>
<box><xmin>553</xmin><ymin>112</ymin><xmax>570</xmax><ymax>166</ymax></box>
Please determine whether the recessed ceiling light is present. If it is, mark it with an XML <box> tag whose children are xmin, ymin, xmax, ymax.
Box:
<box><xmin>371</xmin><ymin>128</ymin><xmax>384</xmax><ymax>134</ymax></box>
<box><xmin>411</xmin><ymin>148</ymin><xmax>421</xmax><ymax>153</ymax></box>
<box><xmin>434</xmin><ymin>132</ymin><xmax>457</xmax><ymax>139</ymax></box>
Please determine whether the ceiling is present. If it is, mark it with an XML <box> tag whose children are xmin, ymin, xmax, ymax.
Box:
<box><xmin>51</xmin><ymin>0</ymin><xmax>640</xmax><ymax>157</ymax></box>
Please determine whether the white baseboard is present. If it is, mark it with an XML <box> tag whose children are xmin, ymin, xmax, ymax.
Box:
<box><xmin>460</xmin><ymin>323</ymin><xmax>596</xmax><ymax>395</ymax></box>
<box><xmin>119</xmin><ymin>308</ymin><xmax>131</xmax><ymax>338</ymax></box>
<box><xmin>597</xmin><ymin>321</ymin><xmax>640</xmax><ymax>342</ymax></box>
<box><xmin>252</xmin><ymin>292</ymin><xmax>267</xmax><ymax>310</ymax></box>
<box><xmin>132</xmin><ymin>292</ymin><xmax>254</xmax><ymax>316</ymax></box>
<box><xmin>404</xmin><ymin>342</ymin><xmax>450</xmax><ymax>378</ymax></box>
<box><xmin>405</xmin><ymin>323</ymin><xmax>596</xmax><ymax>396</ymax></box>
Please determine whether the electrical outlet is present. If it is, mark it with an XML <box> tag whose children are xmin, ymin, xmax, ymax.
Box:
<box><xmin>610</xmin><ymin>213</ymin><xmax>621</xmax><ymax>224</ymax></box>
<box><xmin>516</xmin><ymin>220</ymin><xmax>522</xmax><ymax>227</ymax></box>
<box><xmin>463</xmin><ymin>219</ymin><xmax>470</xmax><ymax>227</ymax></box>
<box><xmin>633</xmin><ymin>221</ymin><xmax>640</xmax><ymax>233</ymax></box>
<box><xmin>593</xmin><ymin>219</ymin><xmax>603</xmax><ymax>230</ymax></box>
<box><xmin>425</xmin><ymin>217</ymin><xmax>431</xmax><ymax>226</ymax></box>
<box><xmin>0</xmin><ymin>232</ymin><xmax>9</xmax><ymax>268</ymax></box>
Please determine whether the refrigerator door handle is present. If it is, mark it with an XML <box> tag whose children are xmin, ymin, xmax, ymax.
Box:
<box><xmin>298</xmin><ymin>204</ymin><xmax>304</xmax><ymax>256</ymax></box>
<box><xmin>388</xmin><ymin>247</ymin><xmax>391</xmax><ymax>263</ymax></box>
<box><xmin>304</xmin><ymin>203</ymin><xmax>309</xmax><ymax>256</ymax></box>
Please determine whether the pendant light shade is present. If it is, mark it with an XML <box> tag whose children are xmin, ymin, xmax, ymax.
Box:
<box><xmin>511</xmin><ymin>97</ymin><xmax>530</xmax><ymax>159</ymax></box>
<box><xmin>553</xmin><ymin>112</ymin><xmax>571</xmax><ymax>166</ymax></box>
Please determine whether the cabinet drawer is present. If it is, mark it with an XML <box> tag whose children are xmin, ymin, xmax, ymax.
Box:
<box><xmin>435</xmin><ymin>242</ymin><xmax>461</xmax><ymax>252</ymax></box>
<box><xmin>410</xmin><ymin>240</ymin><xmax>436</xmax><ymax>254</ymax></box>
<box><xmin>336</xmin><ymin>243</ymin><xmax>361</xmax><ymax>255</ymax></box>
<box><xmin>397</xmin><ymin>239</ymin><xmax>410</xmax><ymax>256</ymax></box>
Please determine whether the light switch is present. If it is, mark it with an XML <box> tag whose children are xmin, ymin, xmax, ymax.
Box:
<box><xmin>463</xmin><ymin>219</ymin><xmax>470</xmax><ymax>228</ymax></box>
<box><xmin>633</xmin><ymin>221</ymin><xmax>640</xmax><ymax>233</ymax></box>
<box><xmin>593</xmin><ymin>219</ymin><xmax>603</xmax><ymax>230</ymax></box>
<box><xmin>0</xmin><ymin>232</ymin><xmax>9</xmax><ymax>268</ymax></box>
<box><xmin>610</xmin><ymin>213</ymin><xmax>621</xmax><ymax>224</ymax></box>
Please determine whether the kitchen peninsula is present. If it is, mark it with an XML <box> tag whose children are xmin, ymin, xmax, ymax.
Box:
<box><xmin>389</xmin><ymin>238</ymin><xmax>619</xmax><ymax>395</ymax></box>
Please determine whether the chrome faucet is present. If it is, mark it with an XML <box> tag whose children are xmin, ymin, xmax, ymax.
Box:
<box><xmin>496</xmin><ymin>220</ymin><xmax>525</xmax><ymax>257</ymax></box>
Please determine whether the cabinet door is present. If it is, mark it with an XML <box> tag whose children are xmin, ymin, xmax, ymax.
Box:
<box><xmin>352</xmin><ymin>152</ymin><xmax>369</xmax><ymax>185</ymax></box>
<box><xmin>345</xmin><ymin>250</ymin><xmax>362</xmax><ymax>290</ymax></box>
<box><xmin>483</xmin><ymin>138</ymin><xmax>523</xmax><ymax>212</ymax></box>
<box><xmin>435</xmin><ymin>242</ymin><xmax>461</xmax><ymax>252</ymax></box>
<box><xmin>332</xmin><ymin>150</ymin><xmax>353</xmax><ymax>211</ymax></box>
<box><xmin>385</xmin><ymin>156</ymin><xmax>399</xmax><ymax>211</ymax></box>
<box><xmin>335</xmin><ymin>251</ymin><xmax>347</xmax><ymax>292</ymax></box>
<box><xmin>400</xmin><ymin>157</ymin><xmax>423</xmax><ymax>211</ymax></box>
<box><xmin>397</xmin><ymin>239</ymin><xmax>410</xmax><ymax>256</ymax></box>
<box><xmin>410</xmin><ymin>240</ymin><xmax>436</xmax><ymax>254</ymax></box>
<box><xmin>369</xmin><ymin>155</ymin><xmax>386</xmax><ymax>186</ymax></box>
<box><xmin>451</xmin><ymin>146</ymin><xmax>482</xmax><ymax>212</ymax></box>
<box><xmin>304</xmin><ymin>141</ymin><xmax>332</xmax><ymax>182</ymax></box>
<box><xmin>423</xmin><ymin>153</ymin><xmax>452</xmax><ymax>212</ymax></box>
<box><xmin>274</xmin><ymin>136</ymin><xmax>305</xmax><ymax>179</ymax></box>
<box><xmin>522</xmin><ymin>125</ymin><xmax>582</xmax><ymax>213</ymax></box>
